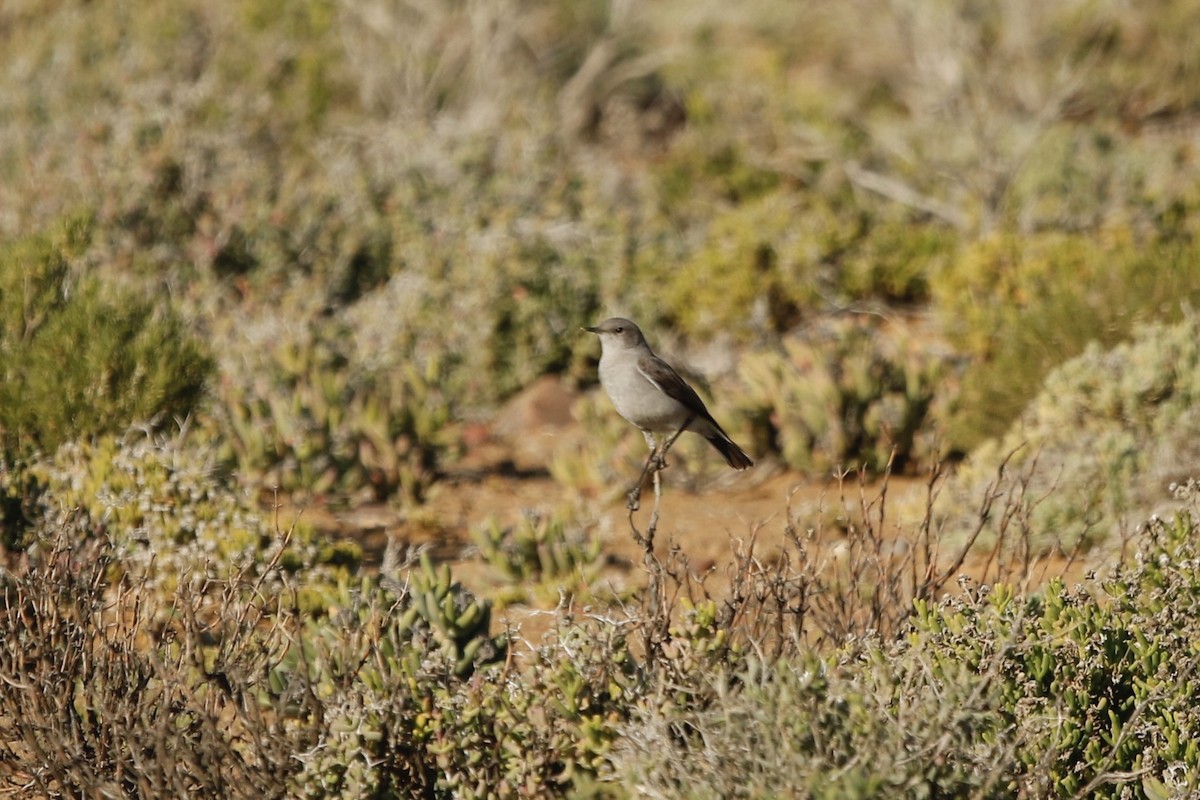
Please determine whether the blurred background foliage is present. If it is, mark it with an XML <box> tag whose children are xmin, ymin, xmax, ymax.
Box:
<box><xmin>6</xmin><ymin>2</ymin><xmax>1200</xmax><ymax>796</ymax></box>
<box><xmin>2</xmin><ymin>0</ymin><xmax>1200</xmax><ymax>538</ymax></box>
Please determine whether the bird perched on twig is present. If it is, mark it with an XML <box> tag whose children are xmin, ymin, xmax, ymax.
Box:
<box><xmin>584</xmin><ymin>317</ymin><xmax>753</xmax><ymax>470</ymax></box>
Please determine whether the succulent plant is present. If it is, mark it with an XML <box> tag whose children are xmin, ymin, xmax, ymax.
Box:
<box><xmin>212</xmin><ymin>323</ymin><xmax>458</xmax><ymax>506</ymax></box>
<box><xmin>737</xmin><ymin>316</ymin><xmax>949</xmax><ymax>474</ymax></box>
<box><xmin>472</xmin><ymin>511</ymin><xmax>602</xmax><ymax>604</ymax></box>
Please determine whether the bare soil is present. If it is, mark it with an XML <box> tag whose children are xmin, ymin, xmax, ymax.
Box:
<box><xmin>277</xmin><ymin>377</ymin><xmax>1090</xmax><ymax>641</ymax></box>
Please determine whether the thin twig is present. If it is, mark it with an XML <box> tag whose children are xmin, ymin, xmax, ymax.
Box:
<box><xmin>627</xmin><ymin>417</ymin><xmax>693</xmax><ymax>664</ymax></box>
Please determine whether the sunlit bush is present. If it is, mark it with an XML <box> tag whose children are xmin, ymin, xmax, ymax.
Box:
<box><xmin>0</xmin><ymin>216</ymin><xmax>212</xmax><ymax>455</ymax></box>
<box><xmin>933</xmin><ymin>210</ymin><xmax>1200</xmax><ymax>453</ymax></box>
<box><xmin>935</xmin><ymin>311</ymin><xmax>1200</xmax><ymax>552</ymax></box>
<box><xmin>614</xmin><ymin>506</ymin><xmax>1200</xmax><ymax>799</ymax></box>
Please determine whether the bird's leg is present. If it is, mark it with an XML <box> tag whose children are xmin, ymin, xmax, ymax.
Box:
<box><xmin>627</xmin><ymin>421</ymin><xmax>691</xmax><ymax>515</ymax></box>
<box><xmin>642</xmin><ymin>430</ymin><xmax>659</xmax><ymax>461</ymax></box>
<box><xmin>648</xmin><ymin>464</ymin><xmax>663</xmax><ymax>534</ymax></box>
<box><xmin>658</xmin><ymin>418</ymin><xmax>692</xmax><ymax>468</ymax></box>
<box><xmin>644</xmin><ymin>430</ymin><xmax>669</xmax><ymax>471</ymax></box>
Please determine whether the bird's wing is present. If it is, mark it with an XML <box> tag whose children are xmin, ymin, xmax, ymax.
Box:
<box><xmin>636</xmin><ymin>353</ymin><xmax>717</xmax><ymax>423</ymax></box>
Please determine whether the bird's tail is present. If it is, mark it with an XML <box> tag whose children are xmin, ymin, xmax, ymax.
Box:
<box><xmin>706</xmin><ymin>432</ymin><xmax>754</xmax><ymax>470</ymax></box>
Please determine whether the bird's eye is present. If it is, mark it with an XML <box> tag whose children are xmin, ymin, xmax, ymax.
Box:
<box><xmin>614</xmin><ymin>326</ymin><xmax>623</xmax><ymax>333</ymax></box>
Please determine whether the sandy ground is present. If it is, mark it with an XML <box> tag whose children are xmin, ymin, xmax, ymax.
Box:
<box><xmin>277</xmin><ymin>377</ymin><xmax>1090</xmax><ymax>644</ymax></box>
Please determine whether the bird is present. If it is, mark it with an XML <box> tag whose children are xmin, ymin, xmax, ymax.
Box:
<box><xmin>584</xmin><ymin>317</ymin><xmax>753</xmax><ymax>470</ymax></box>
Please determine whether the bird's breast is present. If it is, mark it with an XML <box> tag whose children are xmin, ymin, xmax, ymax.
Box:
<box><xmin>598</xmin><ymin>353</ymin><xmax>689</xmax><ymax>432</ymax></box>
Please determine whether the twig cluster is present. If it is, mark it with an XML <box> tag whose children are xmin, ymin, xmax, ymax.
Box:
<box><xmin>622</xmin><ymin>444</ymin><xmax>1085</xmax><ymax>662</ymax></box>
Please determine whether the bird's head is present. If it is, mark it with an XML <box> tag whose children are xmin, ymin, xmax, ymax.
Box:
<box><xmin>583</xmin><ymin>317</ymin><xmax>646</xmax><ymax>351</ymax></box>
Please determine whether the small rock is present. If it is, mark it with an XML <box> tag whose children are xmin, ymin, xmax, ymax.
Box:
<box><xmin>491</xmin><ymin>375</ymin><xmax>577</xmax><ymax>437</ymax></box>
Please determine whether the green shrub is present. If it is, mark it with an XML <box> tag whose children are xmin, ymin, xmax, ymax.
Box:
<box><xmin>294</xmin><ymin>595</ymin><xmax>627</xmax><ymax>799</ymax></box>
<box><xmin>8</xmin><ymin>439</ymin><xmax>1200</xmax><ymax>798</ymax></box>
<box><xmin>651</xmin><ymin>189</ymin><xmax>955</xmax><ymax>341</ymax></box>
<box><xmin>0</xmin><ymin>217</ymin><xmax>213</xmax><ymax>455</ymax></box>
<box><xmin>17</xmin><ymin>430</ymin><xmax>374</xmax><ymax>612</ymax></box>
<box><xmin>659</xmin><ymin>191</ymin><xmax>834</xmax><ymax>337</ymax></box>
<box><xmin>615</xmin><ymin>645</ymin><xmax>1014</xmax><ymax>799</ymax></box>
<box><xmin>653</xmin><ymin>140</ymin><xmax>783</xmax><ymax>212</ymax></box>
<box><xmin>479</xmin><ymin>236</ymin><xmax>605</xmax><ymax>399</ymax></box>
<box><xmin>934</xmin><ymin>225</ymin><xmax>1200</xmax><ymax>453</ymax></box>
<box><xmin>911</xmin><ymin>509</ymin><xmax>1200</xmax><ymax>798</ymax></box>
<box><xmin>838</xmin><ymin>218</ymin><xmax>954</xmax><ymax>305</ymax></box>
<box><xmin>615</xmin><ymin>506</ymin><xmax>1200</xmax><ymax>800</ymax></box>
<box><xmin>472</xmin><ymin>510</ymin><xmax>603</xmax><ymax>605</ymax></box>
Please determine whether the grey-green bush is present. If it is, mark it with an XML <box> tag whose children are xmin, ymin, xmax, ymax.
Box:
<box><xmin>935</xmin><ymin>309</ymin><xmax>1200</xmax><ymax>552</ymax></box>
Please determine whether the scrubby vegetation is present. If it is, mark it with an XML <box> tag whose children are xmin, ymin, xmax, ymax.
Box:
<box><xmin>4</xmin><ymin>0</ymin><xmax>1200</xmax><ymax>795</ymax></box>
<box><xmin>935</xmin><ymin>312</ymin><xmax>1200</xmax><ymax>554</ymax></box>
<box><xmin>3</xmin><ymin>474</ymin><xmax>1200</xmax><ymax>797</ymax></box>
<box><xmin>0</xmin><ymin>216</ymin><xmax>212</xmax><ymax>457</ymax></box>
<box><xmin>618</xmin><ymin>502</ymin><xmax>1200</xmax><ymax>799</ymax></box>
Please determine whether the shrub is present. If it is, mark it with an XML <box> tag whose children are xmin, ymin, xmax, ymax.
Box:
<box><xmin>838</xmin><ymin>218</ymin><xmax>953</xmax><ymax>305</ymax></box>
<box><xmin>935</xmin><ymin>310</ymin><xmax>1200</xmax><ymax>552</ymax></box>
<box><xmin>0</xmin><ymin>217</ymin><xmax>212</xmax><ymax>455</ymax></box>
<box><xmin>615</xmin><ymin>645</ymin><xmax>1015</xmax><ymax>799</ymax></box>
<box><xmin>652</xmin><ymin>189</ymin><xmax>955</xmax><ymax>341</ymax></box>
<box><xmin>15</xmin><ymin>429</ymin><xmax>372</xmax><ymax>611</ymax></box>
<box><xmin>294</xmin><ymin>604</ymin><xmax>628</xmax><ymax>799</ymax></box>
<box><xmin>0</xmin><ymin>526</ymin><xmax>622</xmax><ymax>800</ymax></box>
<box><xmin>211</xmin><ymin>319</ymin><xmax>458</xmax><ymax>505</ymax></box>
<box><xmin>659</xmin><ymin>191</ymin><xmax>836</xmax><ymax>337</ymax></box>
<box><xmin>7</xmin><ymin>444</ymin><xmax>1200</xmax><ymax>798</ymax></box>
<box><xmin>475</xmin><ymin>236</ymin><xmax>605</xmax><ymax>400</ymax></box>
<box><xmin>472</xmin><ymin>510</ymin><xmax>604</xmax><ymax>606</ymax></box>
<box><xmin>615</xmin><ymin>504</ymin><xmax>1200</xmax><ymax>800</ymax></box>
<box><xmin>911</xmin><ymin>506</ymin><xmax>1200</xmax><ymax>798</ymax></box>
<box><xmin>0</xmin><ymin>528</ymin><xmax>317</xmax><ymax>799</ymax></box>
<box><xmin>933</xmin><ymin>225</ymin><xmax>1200</xmax><ymax>453</ymax></box>
<box><xmin>736</xmin><ymin>315</ymin><xmax>951</xmax><ymax>474</ymax></box>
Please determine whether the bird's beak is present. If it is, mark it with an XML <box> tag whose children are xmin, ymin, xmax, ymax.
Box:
<box><xmin>583</xmin><ymin>325</ymin><xmax>600</xmax><ymax>334</ymax></box>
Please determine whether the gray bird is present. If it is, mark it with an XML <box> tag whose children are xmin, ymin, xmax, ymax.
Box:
<box><xmin>584</xmin><ymin>317</ymin><xmax>753</xmax><ymax>470</ymax></box>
